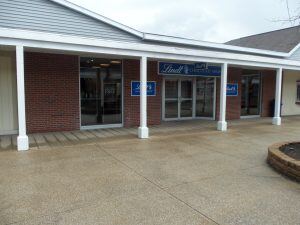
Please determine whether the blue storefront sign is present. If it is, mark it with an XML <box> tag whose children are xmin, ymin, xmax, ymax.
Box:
<box><xmin>227</xmin><ymin>83</ymin><xmax>238</xmax><ymax>96</ymax></box>
<box><xmin>131</xmin><ymin>81</ymin><xmax>156</xmax><ymax>96</ymax></box>
<box><xmin>158</xmin><ymin>62</ymin><xmax>221</xmax><ymax>77</ymax></box>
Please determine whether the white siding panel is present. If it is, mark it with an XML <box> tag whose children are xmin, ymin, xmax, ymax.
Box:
<box><xmin>0</xmin><ymin>51</ymin><xmax>18</xmax><ymax>135</ymax></box>
<box><xmin>0</xmin><ymin>0</ymin><xmax>141</xmax><ymax>42</ymax></box>
<box><xmin>281</xmin><ymin>70</ymin><xmax>300</xmax><ymax>116</ymax></box>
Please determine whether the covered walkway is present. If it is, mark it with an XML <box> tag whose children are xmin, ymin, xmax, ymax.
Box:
<box><xmin>1</xmin><ymin>117</ymin><xmax>298</xmax><ymax>151</ymax></box>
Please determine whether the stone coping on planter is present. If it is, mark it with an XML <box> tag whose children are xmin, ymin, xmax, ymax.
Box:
<box><xmin>267</xmin><ymin>142</ymin><xmax>300</xmax><ymax>182</ymax></box>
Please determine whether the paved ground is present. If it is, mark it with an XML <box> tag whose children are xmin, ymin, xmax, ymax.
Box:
<box><xmin>0</xmin><ymin>118</ymin><xmax>300</xmax><ymax>225</ymax></box>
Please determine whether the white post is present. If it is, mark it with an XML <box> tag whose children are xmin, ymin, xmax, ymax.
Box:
<box><xmin>16</xmin><ymin>45</ymin><xmax>29</xmax><ymax>151</ymax></box>
<box><xmin>217</xmin><ymin>62</ymin><xmax>228</xmax><ymax>131</ymax></box>
<box><xmin>272</xmin><ymin>67</ymin><xmax>283</xmax><ymax>125</ymax></box>
<box><xmin>138</xmin><ymin>56</ymin><xmax>149</xmax><ymax>138</ymax></box>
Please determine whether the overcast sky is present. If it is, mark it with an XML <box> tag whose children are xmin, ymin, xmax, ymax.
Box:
<box><xmin>68</xmin><ymin>0</ymin><xmax>299</xmax><ymax>43</ymax></box>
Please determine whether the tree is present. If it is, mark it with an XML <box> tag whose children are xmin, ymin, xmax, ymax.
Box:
<box><xmin>282</xmin><ymin>0</ymin><xmax>300</xmax><ymax>25</ymax></box>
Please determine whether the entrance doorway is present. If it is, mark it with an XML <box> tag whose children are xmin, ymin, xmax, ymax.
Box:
<box><xmin>241</xmin><ymin>75</ymin><xmax>261</xmax><ymax>117</ymax></box>
<box><xmin>163</xmin><ymin>77</ymin><xmax>216</xmax><ymax>120</ymax></box>
<box><xmin>80</xmin><ymin>58</ymin><xmax>122</xmax><ymax>128</ymax></box>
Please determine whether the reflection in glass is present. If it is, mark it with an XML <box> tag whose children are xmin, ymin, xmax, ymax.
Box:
<box><xmin>181</xmin><ymin>100</ymin><xmax>193</xmax><ymax>117</ymax></box>
<box><xmin>165</xmin><ymin>80</ymin><xmax>179</xmax><ymax>119</ymax></box>
<box><xmin>241</xmin><ymin>75</ymin><xmax>261</xmax><ymax>116</ymax></box>
<box><xmin>180</xmin><ymin>80</ymin><xmax>193</xmax><ymax>118</ymax></box>
<box><xmin>165</xmin><ymin>80</ymin><xmax>178</xmax><ymax>98</ymax></box>
<box><xmin>181</xmin><ymin>80</ymin><xmax>192</xmax><ymax>98</ymax></box>
<box><xmin>80</xmin><ymin>58</ymin><xmax>122</xmax><ymax>126</ymax></box>
<box><xmin>196</xmin><ymin>78</ymin><xmax>215</xmax><ymax>117</ymax></box>
<box><xmin>165</xmin><ymin>100</ymin><xmax>178</xmax><ymax>118</ymax></box>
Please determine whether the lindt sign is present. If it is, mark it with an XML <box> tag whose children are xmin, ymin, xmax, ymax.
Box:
<box><xmin>158</xmin><ymin>62</ymin><xmax>221</xmax><ymax>77</ymax></box>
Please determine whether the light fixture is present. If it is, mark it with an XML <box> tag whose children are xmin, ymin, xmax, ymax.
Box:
<box><xmin>110</xmin><ymin>60</ymin><xmax>121</xmax><ymax>64</ymax></box>
<box><xmin>100</xmin><ymin>64</ymin><xmax>110</xmax><ymax>67</ymax></box>
<box><xmin>86</xmin><ymin>59</ymin><xmax>94</xmax><ymax>64</ymax></box>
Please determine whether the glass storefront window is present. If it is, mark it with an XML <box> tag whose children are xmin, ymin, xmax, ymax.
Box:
<box><xmin>80</xmin><ymin>58</ymin><xmax>122</xmax><ymax>126</ymax></box>
<box><xmin>196</xmin><ymin>77</ymin><xmax>215</xmax><ymax>118</ymax></box>
<box><xmin>164</xmin><ymin>77</ymin><xmax>215</xmax><ymax>120</ymax></box>
<box><xmin>241</xmin><ymin>75</ymin><xmax>261</xmax><ymax>116</ymax></box>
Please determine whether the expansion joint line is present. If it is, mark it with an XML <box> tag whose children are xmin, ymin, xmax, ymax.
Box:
<box><xmin>96</xmin><ymin>144</ymin><xmax>222</xmax><ymax>225</ymax></box>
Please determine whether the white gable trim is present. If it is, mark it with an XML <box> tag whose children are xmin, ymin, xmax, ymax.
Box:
<box><xmin>143</xmin><ymin>33</ymin><xmax>289</xmax><ymax>57</ymax></box>
<box><xmin>49</xmin><ymin>0</ymin><xmax>144</xmax><ymax>38</ymax></box>
<box><xmin>287</xmin><ymin>42</ymin><xmax>300</xmax><ymax>57</ymax></box>
<box><xmin>1</xmin><ymin>27</ymin><xmax>300</xmax><ymax>71</ymax></box>
<box><xmin>48</xmin><ymin>0</ymin><xmax>293</xmax><ymax>57</ymax></box>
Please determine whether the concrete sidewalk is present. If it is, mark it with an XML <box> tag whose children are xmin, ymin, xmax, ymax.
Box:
<box><xmin>0</xmin><ymin>117</ymin><xmax>300</xmax><ymax>225</ymax></box>
<box><xmin>0</xmin><ymin>117</ymin><xmax>288</xmax><ymax>151</ymax></box>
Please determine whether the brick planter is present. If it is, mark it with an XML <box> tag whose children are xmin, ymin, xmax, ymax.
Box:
<box><xmin>267</xmin><ymin>142</ymin><xmax>300</xmax><ymax>182</ymax></box>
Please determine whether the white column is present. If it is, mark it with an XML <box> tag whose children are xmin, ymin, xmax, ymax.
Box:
<box><xmin>138</xmin><ymin>56</ymin><xmax>149</xmax><ymax>138</ymax></box>
<box><xmin>217</xmin><ymin>62</ymin><xmax>228</xmax><ymax>131</ymax></box>
<box><xmin>16</xmin><ymin>45</ymin><xmax>29</xmax><ymax>151</ymax></box>
<box><xmin>272</xmin><ymin>67</ymin><xmax>283</xmax><ymax>125</ymax></box>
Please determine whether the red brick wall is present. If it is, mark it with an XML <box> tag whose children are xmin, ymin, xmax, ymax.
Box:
<box><xmin>261</xmin><ymin>70</ymin><xmax>276</xmax><ymax>117</ymax></box>
<box><xmin>215</xmin><ymin>68</ymin><xmax>275</xmax><ymax>120</ymax></box>
<box><xmin>226</xmin><ymin>67</ymin><xmax>243</xmax><ymax>120</ymax></box>
<box><xmin>123</xmin><ymin>59</ymin><xmax>162</xmax><ymax>127</ymax></box>
<box><xmin>216</xmin><ymin>67</ymin><xmax>243</xmax><ymax>120</ymax></box>
<box><xmin>25</xmin><ymin>52</ymin><xmax>80</xmax><ymax>133</ymax></box>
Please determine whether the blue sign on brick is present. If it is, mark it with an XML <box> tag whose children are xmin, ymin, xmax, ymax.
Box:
<box><xmin>131</xmin><ymin>81</ymin><xmax>156</xmax><ymax>96</ymax></box>
<box><xmin>227</xmin><ymin>83</ymin><xmax>238</xmax><ymax>96</ymax></box>
<box><xmin>158</xmin><ymin>62</ymin><xmax>221</xmax><ymax>77</ymax></box>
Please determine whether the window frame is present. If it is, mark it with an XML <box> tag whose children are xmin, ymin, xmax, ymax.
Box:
<box><xmin>296</xmin><ymin>80</ymin><xmax>300</xmax><ymax>104</ymax></box>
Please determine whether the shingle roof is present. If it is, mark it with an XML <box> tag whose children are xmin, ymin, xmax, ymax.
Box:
<box><xmin>226</xmin><ymin>26</ymin><xmax>300</xmax><ymax>53</ymax></box>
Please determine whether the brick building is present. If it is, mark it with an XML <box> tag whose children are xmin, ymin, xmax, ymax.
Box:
<box><xmin>1</xmin><ymin>0</ymin><xmax>300</xmax><ymax>151</ymax></box>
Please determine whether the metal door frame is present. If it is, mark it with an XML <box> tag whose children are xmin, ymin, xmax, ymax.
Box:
<box><xmin>162</xmin><ymin>76</ymin><xmax>216</xmax><ymax>121</ymax></box>
<box><xmin>240</xmin><ymin>74</ymin><xmax>262</xmax><ymax>119</ymax></box>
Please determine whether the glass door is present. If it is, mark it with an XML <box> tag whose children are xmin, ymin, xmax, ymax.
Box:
<box><xmin>164</xmin><ymin>78</ymin><xmax>193</xmax><ymax>120</ymax></box>
<box><xmin>80</xmin><ymin>68</ymin><xmax>100</xmax><ymax>126</ymax></box>
<box><xmin>196</xmin><ymin>77</ymin><xmax>215</xmax><ymax>118</ymax></box>
<box><xmin>241</xmin><ymin>75</ymin><xmax>261</xmax><ymax>116</ymax></box>
<box><xmin>80</xmin><ymin>58</ymin><xmax>122</xmax><ymax>127</ymax></box>
<box><xmin>165</xmin><ymin>79</ymin><xmax>179</xmax><ymax>119</ymax></box>
<box><xmin>180</xmin><ymin>79</ymin><xmax>193</xmax><ymax>118</ymax></box>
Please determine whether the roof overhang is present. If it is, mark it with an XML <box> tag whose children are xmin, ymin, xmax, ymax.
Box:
<box><xmin>1</xmin><ymin>27</ymin><xmax>300</xmax><ymax>71</ymax></box>
<box><xmin>47</xmin><ymin>0</ymin><xmax>296</xmax><ymax>58</ymax></box>
<box><xmin>143</xmin><ymin>33</ymin><xmax>290</xmax><ymax>58</ymax></box>
<box><xmin>287</xmin><ymin>42</ymin><xmax>300</xmax><ymax>57</ymax></box>
<box><xmin>49</xmin><ymin>0</ymin><xmax>144</xmax><ymax>38</ymax></box>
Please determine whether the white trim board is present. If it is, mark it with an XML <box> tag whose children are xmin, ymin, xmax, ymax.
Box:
<box><xmin>47</xmin><ymin>0</ymin><xmax>295</xmax><ymax>57</ymax></box>
<box><xmin>81</xmin><ymin>124</ymin><xmax>123</xmax><ymax>130</ymax></box>
<box><xmin>3</xmin><ymin>0</ymin><xmax>297</xmax><ymax>57</ymax></box>
<box><xmin>143</xmin><ymin>33</ymin><xmax>289</xmax><ymax>57</ymax></box>
<box><xmin>0</xmin><ymin>130</ymin><xmax>18</xmax><ymax>136</ymax></box>
<box><xmin>1</xmin><ymin>28</ymin><xmax>300</xmax><ymax>71</ymax></box>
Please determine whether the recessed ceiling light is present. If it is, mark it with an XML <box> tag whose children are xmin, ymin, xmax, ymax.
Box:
<box><xmin>100</xmin><ymin>64</ymin><xmax>110</xmax><ymax>67</ymax></box>
<box><xmin>110</xmin><ymin>60</ymin><xmax>121</xmax><ymax>64</ymax></box>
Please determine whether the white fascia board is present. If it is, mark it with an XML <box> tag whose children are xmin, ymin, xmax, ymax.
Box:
<box><xmin>1</xmin><ymin>28</ymin><xmax>300</xmax><ymax>71</ymax></box>
<box><xmin>49</xmin><ymin>0</ymin><xmax>143</xmax><ymax>38</ymax></box>
<box><xmin>46</xmin><ymin>0</ymin><xmax>299</xmax><ymax>58</ymax></box>
<box><xmin>143</xmin><ymin>33</ymin><xmax>289</xmax><ymax>58</ymax></box>
<box><xmin>287</xmin><ymin>42</ymin><xmax>300</xmax><ymax>57</ymax></box>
